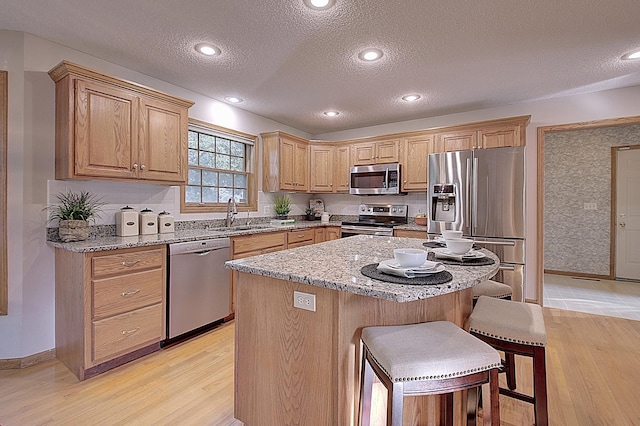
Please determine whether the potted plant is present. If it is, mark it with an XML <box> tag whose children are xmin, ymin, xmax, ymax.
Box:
<box><xmin>47</xmin><ymin>190</ymin><xmax>105</xmax><ymax>242</ymax></box>
<box><xmin>273</xmin><ymin>194</ymin><xmax>291</xmax><ymax>219</ymax></box>
<box><xmin>305</xmin><ymin>207</ymin><xmax>316</xmax><ymax>221</ymax></box>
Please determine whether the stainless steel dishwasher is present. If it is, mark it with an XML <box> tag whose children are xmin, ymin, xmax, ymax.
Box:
<box><xmin>166</xmin><ymin>238</ymin><xmax>231</xmax><ymax>342</ymax></box>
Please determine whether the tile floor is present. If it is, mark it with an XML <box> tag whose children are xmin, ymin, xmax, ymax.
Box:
<box><xmin>543</xmin><ymin>273</ymin><xmax>640</xmax><ymax>321</ymax></box>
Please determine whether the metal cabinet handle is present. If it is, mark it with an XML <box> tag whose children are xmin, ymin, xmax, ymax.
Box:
<box><xmin>132</xmin><ymin>163</ymin><xmax>139</xmax><ymax>170</ymax></box>
<box><xmin>121</xmin><ymin>260</ymin><xmax>140</xmax><ymax>267</ymax></box>
<box><xmin>140</xmin><ymin>164</ymin><xmax>146</xmax><ymax>170</ymax></box>
<box><xmin>620</xmin><ymin>222</ymin><xmax>626</xmax><ymax>227</ymax></box>
<box><xmin>121</xmin><ymin>289</ymin><xmax>140</xmax><ymax>297</ymax></box>
<box><xmin>121</xmin><ymin>328</ymin><xmax>139</xmax><ymax>335</ymax></box>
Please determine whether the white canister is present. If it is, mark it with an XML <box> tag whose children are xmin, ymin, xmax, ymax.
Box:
<box><xmin>139</xmin><ymin>208</ymin><xmax>158</xmax><ymax>235</ymax></box>
<box><xmin>115</xmin><ymin>206</ymin><xmax>139</xmax><ymax>237</ymax></box>
<box><xmin>321</xmin><ymin>212</ymin><xmax>330</xmax><ymax>224</ymax></box>
<box><xmin>157</xmin><ymin>211</ymin><xmax>175</xmax><ymax>234</ymax></box>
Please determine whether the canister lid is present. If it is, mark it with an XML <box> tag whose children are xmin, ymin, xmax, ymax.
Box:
<box><xmin>158</xmin><ymin>211</ymin><xmax>171</xmax><ymax>215</ymax></box>
<box><xmin>121</xmin><ymin>205</ymin><xmax>134</xmax><ymax>210</ymax></box>
<box><xmin>140</xmin><ymin>208</ymin><xmax>153</xmax><ymax>213</ymax></box>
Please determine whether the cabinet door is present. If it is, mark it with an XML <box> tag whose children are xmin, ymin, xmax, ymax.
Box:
<box><xmin>279</xmin><ymin>138</ymin><xmax>297</xmax><ymax>190</ymax></box>
<box><xmin>326</xmin><ymin>226</ymin><xmax>341</xmax><ymax>240</ymax></box>
<box><xmin>294</xmin><ymin>141</ymin><xmax>309</xmax><ymax>191</ymax></box>
<box><xmin>74</xmin><ymin>79</ymin><xmax>138</xmax><ymax>179</ymax></box>
<box><xmin>334</xmin><ymin>145</ymin><xmax>351</xmax><ymax>192</ymax></box>
<box><xmin>435</xmin><ymin>130</ymin><xmax>476</xmax><ymax>152</ymax></box>
<box><xmin>477</xmin><ymin>125</ymin><xmax>521</xmax><ymax>149</ymax></box>
<box><xmin>314</xmin><ymin>227</ymin><xmax>326</xmax><ymax>243</ymax></box>
<box><xmin>138</xmin><ymin>97</ymin><xmax>188</xmax><ymax>183</ymax></box>
<box><xmin>310</xmin><ymin>145</ymin><xmax>334</xmax><ymax>192</ymax></box>
<box><xmin>375</xmin><ymin>139</ymin><xmax>400</xmax><ymax>163</ymax></box>
<box><xmin>352</xmin><ymin>142</ymin><xmax>376</xmax><ymax>166</ymax></box>
<box><xmin>402</xmin><ymin>135</ymin><xmax>433</xmax><ymax>191</ymax></box>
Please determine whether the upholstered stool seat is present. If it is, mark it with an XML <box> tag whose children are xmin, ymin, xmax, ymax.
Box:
<box><xmin>469</xmin><ymin>296</ymin><xmax>548</xmax><ymax>425</ymax></box>
<box><xmin>359</xmin><ymin>321</ymin><xmax>502</xmax><ymax>426</ymax></box>
<box><xmin>472</xmin><ymin>280</ymin><xmax>512</xmax><ymax>303</ymax></box>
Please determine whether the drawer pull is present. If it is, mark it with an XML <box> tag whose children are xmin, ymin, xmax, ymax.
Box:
<box><xmin>121</xmin><ymin>289</ymin><xmax>141</xmax><ymax>297</ymax></box>
<box><xmin>121</xmin><ymin>260</ymin><xmax>140</xmax><ymax>267</ymax></box>
<box><xmin>297</xmin><ymin>234</ymin><xmax>304</xmax><ymax>238</ymax></box>
<box><xmin>121</xmin><ymin>328</ymin><xmax>139</xmax><ymax>336</ymax></box>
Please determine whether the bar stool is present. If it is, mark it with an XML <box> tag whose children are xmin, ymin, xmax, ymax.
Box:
<box><xmin>472</xmin><ymin>280</ymin><xmax>512</xmax><ymax>306</ymax></box>
<box><xmin>359</xmin><ymin>321</ymin><xmax>502</xmax><ymax>426</ymax></box>
<box><xmin>469</xmin><ymin>296</ymin><xmax>548</xmax><ymax>426</ymax></box>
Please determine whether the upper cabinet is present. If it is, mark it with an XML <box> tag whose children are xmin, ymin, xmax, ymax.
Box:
<box><xmin>433</xmin><ymin>116</ymin><xmax>529</xmax><ymax>153</ymax></box>
<box><xmin>401</xmin><ymin>133</ymin><xmax>434</xmax><ymax>192</ymax></box>
<box><xmin>262</xmin><ymin>131</ymin><xmax>309</xmax><ymax>192</ymax></box>
<box><xmin>351</xmin><ymin>138</ymin><xmax>400</xmax><ymax>165</ymax></box>
<box><xmin>49</xmin><ymin>61</ymin><xmax>194</xmax><ymax>185</ymax></box>
<box><xmin>309</xmin><ymin>144</ymin><xmax>351</xmax><ymax>193</ymax></box>
<box><xmin>434</xmin><ymin>130</ymin><xmax>476</xmax><ymax>153</ymax></box>
<box><xmin>476</xmin><ymin>124</ymin><xmax>522</xmax><ymax>149</ymax></box>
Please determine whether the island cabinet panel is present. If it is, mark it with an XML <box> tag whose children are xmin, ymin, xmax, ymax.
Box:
<box><xmin>234</xmin><ymin>272</ymin><xmax>473</xmax><ymax>426</ymax></box>
<box><xmin>49</xmin><ymin>61</ymin><xmax>193</xmax><ymax>185</ymax></box>
<box><xmin>55</xmin><ymin>245</ymin><xmax>166</xmax><ymax>380</ymax></box>
<box><xmin>394</xmin><ymin>229</ymin><xmax>428</xmax><ymax>239</ymax></box>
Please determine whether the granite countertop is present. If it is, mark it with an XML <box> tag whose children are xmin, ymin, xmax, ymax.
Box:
<box><xmin>47</xmin><ymin>221</ymin><xmax>341</xmax><ymax>253</ymax></box>
<box><xmin>226</xmin><ymin>235</ymin><xmax>499</xmax><ymax>302</ymax></box>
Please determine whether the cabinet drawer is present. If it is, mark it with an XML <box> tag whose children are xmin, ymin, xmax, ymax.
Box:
<box><xmin>287</xmin><ymin>229</ymin><xmax>315</xmax><ymax>246</ymax></box>
<box><xmin>92</xmin><ymin>303</ymin><xmax>163</xmax><ymax>362</ymax></box>
<box><xmin>92</xmin><ymin>269</ymin><xmax>164</xmax><ymax>320</ymax></box>
<box><xmin>92</xmin><ymin>248</ymin><xmax>164</xmax><ymax>278</ymax></box>
<box><xmin>232</xmin><ymin>232</ymin><xmax>286</xmax><ymax>257</ymax></box>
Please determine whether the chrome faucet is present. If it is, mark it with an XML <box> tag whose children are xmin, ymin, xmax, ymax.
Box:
<box><xmin>226</xmin><ymin>198</ymin><xmax>238</xmax><ymax>227</ymax></box>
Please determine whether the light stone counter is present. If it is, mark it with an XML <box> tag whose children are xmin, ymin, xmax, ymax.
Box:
<box><xmin>226</xmin><ymin>234</ymin><xmax>499</xmax><ymax>302</ymax></box>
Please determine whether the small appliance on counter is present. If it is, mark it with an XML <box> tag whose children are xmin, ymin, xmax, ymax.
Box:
<box><xmin>115</xmin><ymin>206</ymin><xmax>139</xmax><ymax>236</ymax></box>
<box><xmin>158</xmin><ymin>211</ymin><xmax>175</xmax><ymax>233</ymax></box>
<box><xmin>139</xmin><ymin>208</ymin><xmax>158</xmax><ymax>235</ymax></box>
<box><xmin>309</xmin><ymin>199</ymin><xmax>325</xmax><ymax>218</ymax></box>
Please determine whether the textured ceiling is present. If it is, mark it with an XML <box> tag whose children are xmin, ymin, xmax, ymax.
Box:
<box><xmin>2</xmin><ymin>0</ymin><xmax>640</xmax><ymax>135</ymax></box>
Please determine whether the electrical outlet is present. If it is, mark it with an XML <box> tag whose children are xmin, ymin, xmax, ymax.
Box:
<box><xmin>263</xmin><ymin>205</ymin><xmax>272</xmax><ymax>214</ymax></box>
<box><xmin>293</xmin><ymin>291</ymin><xmax>316</xmax><ymax>312</ymax></box>
<box><xmin>584</xmin><ymin>203</ymin><xmax>597</xmax><ymax>210</ymax></box>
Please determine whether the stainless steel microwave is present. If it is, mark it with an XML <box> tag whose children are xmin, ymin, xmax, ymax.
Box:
<box><xmin>349</xmin><ymin>163</ymin><xmax>401</xmax><ymax>195</ymax></box>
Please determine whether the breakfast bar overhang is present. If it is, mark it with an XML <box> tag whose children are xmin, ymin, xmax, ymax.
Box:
<box><xmin>226</xmin><ymin>235</ymin><xmax>500</xmax><ymax>426</ymax></box>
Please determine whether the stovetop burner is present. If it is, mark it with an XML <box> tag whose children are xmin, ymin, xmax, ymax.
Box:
<box><xmin>342</xmin><ymin>203</ymin><xmax>409</xmax><ymax>228</ymax></box>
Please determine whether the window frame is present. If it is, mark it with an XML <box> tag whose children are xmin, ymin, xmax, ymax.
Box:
<box><xmin>1</xmin><ymin>71</ymin><xmax>7</xmax><ymax>315</ymax></box>
<box><xmin>180</xmin><ymin>118</ymin><xmax>258</xmax><ymax>214</ymax></box>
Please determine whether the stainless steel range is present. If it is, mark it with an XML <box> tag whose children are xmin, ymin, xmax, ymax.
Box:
<box><xmin>340</xmin><ymin>204</ymin><xmax>408</xmax><ymax>237</ymax></box>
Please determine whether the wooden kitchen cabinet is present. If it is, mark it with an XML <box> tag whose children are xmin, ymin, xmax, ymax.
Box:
<box><xmin>325</xmin><ymin>226</ymin><xmax>341</xmax><ymax>240</ymax></box>
<box><xmin>351</xmin><ymin>138</ymin><xmax>400</xmax><ymax>165</ymax></box>
<box><xmin>49</xmin><ymin>61</ymin><xmax>193</xmax><ymax>185</ymax></box>
<box><xmin>309</xmin><ymin>144</ymin><xmax>335</xmax><ymax>192</ymax></box>
<box><xmin>314</xmin><ymin>227</ymin><xmax>326</xmax><ymax>243</ymax></box>
<box><xmin>334</xmin><ymin>145</ymin><xmax>351</xmax><ymax>192</ymax></box>
<box><xmin>434</xmin><ymin>129</ymin><xmax>476</xmax><ymax>153</ymax></box>
<box><xmin>287</xmin><ymin>228</ymin><xmax>315</xmax><ymax>249</ymax></box>
<box><xmin>477</xmin><ymin>124</ymin><xmax>522</xmax><ymax>148</ymax></box>
<box><xmin>394</xmin><ymin>229</ymin><xmax>428</xmax><ymax>239</ymax></box>
<box><xmin>55</xmin><ymin>245</ymin><xmax>166</xmax><ymax>380</ymax></box>
<box><xmin>262</xmin><ymin>131</ymin><xmax>309</xmax><ymax>192</ymax></box>
<box><xmin>402</xmin><ymin>133</ymin><xmax>434</xmax><ymax>191</ymax></box>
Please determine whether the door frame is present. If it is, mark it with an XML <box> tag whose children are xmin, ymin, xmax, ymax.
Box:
<box><xmin>536</xmin><ymin>115</ymin><xmax>640</xmax><ymax>305</ymax></box>
<box><xmin>612</xmin><ymin>145</ymin><xmax>640</xmax><ymax>280</ymax></box>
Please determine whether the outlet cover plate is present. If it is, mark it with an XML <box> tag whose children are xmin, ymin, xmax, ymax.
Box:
<box><xmin>293</xmin><ymin>291</ymin><xmax>316</xmax><ymax>312</ymax></box>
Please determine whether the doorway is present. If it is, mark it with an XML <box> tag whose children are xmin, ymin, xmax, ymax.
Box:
<box><xmin>614</xmin><ymin>146</ymin><xmax>640</xmax><ymax>280</ymax></box>
<box><xmin>537</xmin><ymin>117</ymin><xmax>640</xmax><ymax>305</ymax></box>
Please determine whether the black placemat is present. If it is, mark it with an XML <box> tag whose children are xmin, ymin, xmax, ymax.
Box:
<box><xmin>423</xmin><ymin>241</ymin><xmax>482</xmax><ymax>250</ymax></box>
<box><xmin>426</xmin><ymin>251</ymin><xmax>496</xmax><ymax>266</ymax></box>
<box><xmin>360</xmin><ymin>263</ymin><xmax>453</xmax><ymax>286</ymax></box>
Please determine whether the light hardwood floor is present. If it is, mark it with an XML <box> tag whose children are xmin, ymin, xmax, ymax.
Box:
<box><xmin>0</xmin><ymin>309</ymin><xmax>638</xmax><ymax>425</ymax></box>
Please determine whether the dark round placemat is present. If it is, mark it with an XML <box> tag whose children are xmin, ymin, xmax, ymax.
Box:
<box><xmin>360</xmin><ymin>264</ymin><xmax>453</xmax><ymax>286</ymax></box>
<box><xmin>426</xmin><ymin>251</ymin><xmax>496</xmax><ymax>266</ymax></box>
<box><xmin>423</xmin><ymin>241</ymin><xmax>482</xmax><ymax>250</ymax></box>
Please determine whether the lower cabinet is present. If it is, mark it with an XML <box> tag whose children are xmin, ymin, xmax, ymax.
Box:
<box><xmin>326</xmin><ymin>226</ymin><xmax>341</xmax><ymax>240</ymax></box>
<box><xmin>287</xmin><ymin>228</ymin><xmax>315</xmax><ymax>248</ymax></box>
<box><xmin>55</xmin><ymin>245</ymin><xmax>166</xmax><ymax>380</ymax></box>
<box><xmin>394</xmin><ymin>229</ymin><xmax>428</xmax><ymax>239</ymax></box>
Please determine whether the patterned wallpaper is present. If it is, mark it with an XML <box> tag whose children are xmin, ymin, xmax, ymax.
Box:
<box><xmin>544</xmin><ymin>124</ymin><xmax>640</xmax><ymax>275</ymax></box>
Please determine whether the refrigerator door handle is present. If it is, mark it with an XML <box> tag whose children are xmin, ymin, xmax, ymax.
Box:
<box><xmin>473</xmin><ymin>240</ymin><xmax>517</xmax><ymax>246</ymax></box>
<box><xmin>472</xmin><ymin>157</ymin><xmax>478</xmax><ymax>233</ymax></box>
<box><xmin>466</xmin><ymin>157</ymin><xmax>472</xmax><ymax>227</ymax></box>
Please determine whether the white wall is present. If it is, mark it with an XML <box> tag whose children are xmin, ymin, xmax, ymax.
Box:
<box><xmin>3</xmin><ymin>29</ymin><xmax>640</xmax><ymax>359</ymax></box>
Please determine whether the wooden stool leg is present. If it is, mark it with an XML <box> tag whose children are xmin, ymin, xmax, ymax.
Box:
<box><xmin>505</xmin><ymin>352</ymin><xmax>517</xmax><ymax>390</ymax></box>
<box><xmin>481</xmin><ymin>368</ymin><xmax>500</xmax><ymax>426</ymax></box>
<box><xmin>466</xmin><ymin>387</ymin><xmax>479</xmax><ymax>426</ymax></box>
<box><xmin>533</xmin><ymin>346</ymin><xmax>549</xmax><ymax>426</ymax></box>
<box><xmin>359</xmin><ymin>351</ymin><xmax>374</xmax><ymax>426</ymax></box>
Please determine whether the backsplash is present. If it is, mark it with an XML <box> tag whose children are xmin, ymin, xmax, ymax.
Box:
<box><xmin>544</xmin><ymin>124</ymin><xmax>640</xmax><ymax>275</ymax></box>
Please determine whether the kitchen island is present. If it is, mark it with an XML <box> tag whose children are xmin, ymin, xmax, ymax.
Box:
<box><xmin>226</xmin><ymin>235</ymin><xmax>500</xmax><ymax>426</ymax></box>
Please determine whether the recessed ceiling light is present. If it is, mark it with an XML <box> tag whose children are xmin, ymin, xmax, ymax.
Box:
<box><xmin>324</xmin><ymin>111</ymin><xmax>340</xmax><ymax>117</ymax></box>
<box><xmin>194</xmin><ymin>43</ymin><xmax>220</xmax><ymax>56</ymax></box>
<box><xmin>225</xmin><ymin>96</ymin><xmax>243</xmax><ymax>103</ymax></box>
<box><xmin>622</xmin><ymin>49</ymin><xmax>640</xmax><ymax>60</ymax></box>
<box><xmin>358</xmin><ymin>48</ymin><xmax>383</xmax><ymax>62</ymax></box>
<box><xmin>303</xmin><ymin>0</ymin><xmax>335</xmax><ymax>10</ymax></box>
<box><xmin>401</xmin><ymin>94</ymin><xmax>421</xmax><ymax>102</ymax></box>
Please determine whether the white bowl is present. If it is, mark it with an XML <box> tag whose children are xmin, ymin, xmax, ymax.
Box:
<box><xmin>445</xmin><ymin>238</ymin><xmax>474</xmax><ymax>255</ymax></box>
<box><xmin>441</xmin><ymin>230</ymin><xmax>463</xmax><ymax>240</ymax></box>
<box><xmin>393</xmin><ymin>248</ymin><xmax>427</xmax><ymax>268</ymax></box>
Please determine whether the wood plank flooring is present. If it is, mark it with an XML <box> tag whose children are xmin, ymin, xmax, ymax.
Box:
<box><xmin>0</xmin><ymin>308</ymin><xmax>638</xmax><ymax>425</ymax></box>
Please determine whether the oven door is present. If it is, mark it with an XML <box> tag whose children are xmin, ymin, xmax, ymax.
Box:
<box><xmin>340</xmin><ymin>225</ymin><xmax>394</xmax><ymax>238</ymax></box>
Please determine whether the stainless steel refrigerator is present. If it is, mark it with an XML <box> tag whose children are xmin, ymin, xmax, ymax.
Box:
<box><xmin>428</xmin><ymin>146</ymin><xmax>526</xmax><ymax>301</ymax></box>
